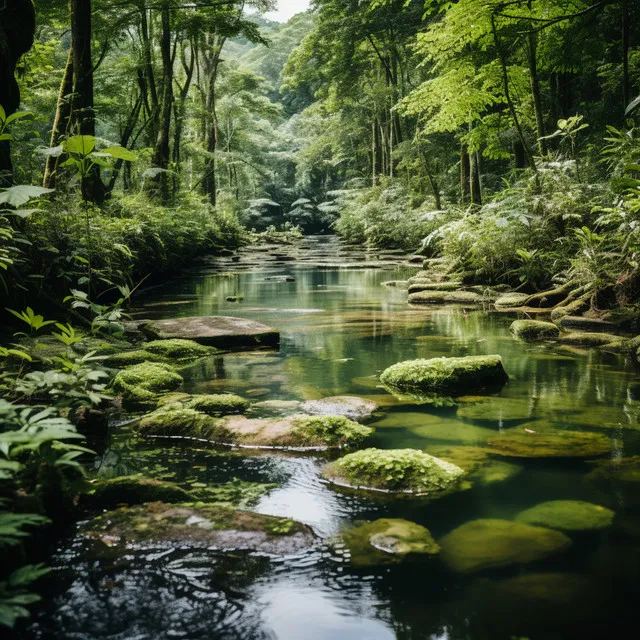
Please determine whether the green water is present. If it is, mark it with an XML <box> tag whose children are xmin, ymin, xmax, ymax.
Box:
<box><xmin>28</xmin><ymin>237</ymin><xmax>640</xmax><ymax>639</ymax></box>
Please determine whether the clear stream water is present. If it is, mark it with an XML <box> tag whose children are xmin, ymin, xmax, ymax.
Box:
<box><xmin>28</xmin><ymin>237</ymin><xmax>640</xmax><ymax>640</ymax></box>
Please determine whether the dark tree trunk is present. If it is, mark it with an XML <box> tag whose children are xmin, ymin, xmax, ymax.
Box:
<box><xmin>470</xmin><ymin>150</ymin><xmax>482</xmax><ymax>206</ymax></box>
<box><xmin>622</xmin><ymin>0</ymin><xmax>631</xmax><ymax>110</ymax></box>
<box><xmin>527</xmin><ymin>29</ymin><xmax>547</xmax><ymax>155</ymax></box>
<box><xmin>70</xmin><ymin>0</ymin><xmax>105</xmax><ymax>203</ymax></box>
<box><xmin>513</xmin><ymin>139</ymin><xmax>527</xmax><ymax>168</ymax></box>
<box><xmin>460</xmin><ymin>143</ymin><xmax>471</xmax><ymax>205</ymax></box>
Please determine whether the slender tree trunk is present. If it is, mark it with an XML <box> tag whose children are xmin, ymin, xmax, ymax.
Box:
<box><xmin>371</xmin><ymin>119</ymin><xmax>377</xmax><ymax>186</ymax></box>
<box><xmin>106</xmin><ymin>94</ymin><xmax>142</xmax><ymax>195</ymax></box>
<box><xmin>622</xmin><ymin>0</ymin><xmax>631</xmax><ymax>110</ymax></box>
<box><xmin>149</xmin><ymin>4</ymin><xmax>173</xmax><ymax>202</ymax></box>
<box><xmin>70</xmin><ymin>0</ymin><xmax>105</xmax><ymax>203</ymax></box>
<box><xmin>460</xmin><ymin>143</ymin><xmax>470</xmax><ymax>205</ymax></box>
<box><xmin>527</xmin><ymin>29</ymin><xmax>547</xmax><ymax>155</ymax></box>
<box><xmin>44</xmin><ymin>48</ymin><xmax>74</xmax><ymax>189</ymax></box>
<box><xmin>470</xmin><ymin>150</ymin><xmax>482</xmax><ymax>206</ymax></box>
<box><xmin>513</xmin><ymin>139</ymin><xmax>527</xmax><ymax>168</ymax></box>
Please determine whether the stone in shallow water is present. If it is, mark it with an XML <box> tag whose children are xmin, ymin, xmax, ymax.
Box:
<box><xmin>486</xmin><ymin>429</ymin><xmax>611</xmax><ymax>458</ymax></box>
<box><xmin>408</xmin><ymin>290</ymin><xmax>485</xmax><ymax>305</ymax></box>
<box><xmin>342</xmin><ymin>518</ymin><xmax>440</xmax><ymax>567</ymax></box>
<box><xmin>300</xmin><ymin>395</ymin><xmax>379</xmax><ymax>422</ymax></box>
<box><xmin>457</xmin><ymin>397</ymin><xmax>536</xmax><ymax>427</ymax></box>
<box><xmin>82</xmin><ymin>502</ymin><xmax>314</xmax><ymax>555</ymax></box>
<box><xmin>515</xmin><ymin>500</ymin><xmax>615</xmax><ymax>532</ymax></box>
<box><xmin>495</xmin><ymin>292</ymin><xmax>531</xmax><ymax>307</ymax></box>
<box><xmin>322</xmin><ymin>447</ymin><xmax>465</xmax><ymax>495</ymax></box>
<box><xmin>143</xmin><ymin>316</ymin><xmax>279</xmax><ymax>348</ymax></box>
<box><xmin>510</xmin><ymin>319</ymin><xmax>560</xmax><ymax>341</ymax></box>
<box><xmin>439</xmin><ymin>519</ymin><xmax>572</xmax><ymax>574</ymax></box>
<box><xmin>112</xmin><ymin>363</ymin><xmax>184</xmax><ymax>409</ymax></box>
<box><xmin>157</xmin><ymin>392</ymin><xmax>249</xmax><ymax>416</ymax></box>
<box><xmin>380</xmin><ymin>355</ymin><xmax>509</xmax><ymax>396</ymax></box>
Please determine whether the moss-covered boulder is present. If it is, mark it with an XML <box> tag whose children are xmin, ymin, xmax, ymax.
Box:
<box><xmin>408</xmin><ymin>290</ymin><xmax>484</xmax><ymax>305</ymax></box>
<box><xmin>495</xmin><ymin>292</ymin><xmax>531</xmax><ymax>308</ymax></box>
<box><xmin>85</xmin><ymin>476</ymin><xmax>193</xmax><ymax>509</ymax></box>
<box><xmin>486</xmin><ymin>430</ymin><xmax>610</xmax><ymax>458</ymax></box>
<box><xmin>220</xmin><ymin>414</ymin><xmax>373</xmax><ymax>449</ymax></box>
<box><xmin>144</xmin><ymin>339</ymin><xmax>216</xmax><ymax>360</ymax></box>
<box><xmin>112</xmin><ymin>362</ymin><xmax>183</xmax><ymax>409</ymax></box>
<box><xmin>82</xmin><ymin>502</ymin><xmax>314</xmax><ymax>554</ymax></box>
<box><xmin>300</xmin><ymin>396</ymin><xmax>379</xmax><ymax>422</ymax></box>
<box><xmin>510</xmin><ymin>320</ymin><xmax>560</xmax><ymax>341</ymax></box>
<box><xmin>322</xmin><ymin>448</ymin><xmax>465</xmax><ymax>495</ymax></box>
<box><xmin>342</xmin><ymin>518</ymin><xmax>440</xmax><ymax>567</ymax></box>
<box><xmin>157</xmin><ymin>392</ymin><xmax>249</xmax><ymax>416</ymax></box>
<box><xmin>136</xmin><ymin>407</ymin><xmax>232</xmax><ymax>440</ymax></box>
<box><xmin>586</xmin><ymin>455</ymin><xmax>640</xmax><ymax>486</ymax></box>
<box><xmin>515</xmin><ymin>500</ymin><xmax>615</xmax><ymax>532</ymax></box>
<box><xmin>439</xmin><ymin>519</ymin><xmax>572</xmax><ymax>573</ymax></box>
<box><xmin>407</xmin><ymin>282</ymin><xmax>462</xmax><ymax>294</ymax></box>
<box><xmin>380</xmin><ymin>355</ymin><xmax>509</xmax><ymax>397</ymax></box>
<box><xmin>106</xmin><ymin>350</ymin><xmax>158</xmax><ymax>368</ymax></box>
<box><xmin>557</xmin><ymin>332</ymin><xmax>621</xmax><ymax>348</ymax></box>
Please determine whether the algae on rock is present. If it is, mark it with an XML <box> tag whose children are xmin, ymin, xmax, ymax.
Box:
<box><xmin>515</xmin><ymin>500</ymin><xmax>615</xmax><ymax>532</ymax></box>
<box><xmin>439</xmin><ymin>518</ymin><xmax>572</xmax><ymax>573</ymax></box>
<box><xmin>342</xmin><ymin>518</ymin><xmax>440</xmax><ymax>567</ymax></box>
<box><xmin>158</xmin><ymin>392</ymin><xmax>249</xmax><ymax>416</ymax></box>
<box><xmin>486</xmin><ymin>430</ymin><xmax>611</xmax><ymax>458</ymax></box>
<box><xmin>136</xmin><ymin>406</ymin><xmax>232</xmax><ymax>440</ymax></box>
<box><xmin>323</xmin><ymin>447</ymin><xmax>465</xmax><ymax>495</ymax></box>
<box><xmin>510</xmin><ymin>320</ymin><xmax>560</xmax><ymax>341</ymax></box>
<box><xmin>112</xmin><ymin>362</ymin><xmax>184</xmax><ymax>409</ymax></box>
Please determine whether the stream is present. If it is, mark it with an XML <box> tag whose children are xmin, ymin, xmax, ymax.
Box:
<box><xmin>27</xmin><ymin>236</ymin><xmax>640</xmax><ymax>640</ymax></box>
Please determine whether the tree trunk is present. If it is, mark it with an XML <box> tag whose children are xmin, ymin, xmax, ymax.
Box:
<box><xmin>460</xmin><ymin>143</ymin><xmax>470</xmax><ymax>204</ymax></box>
<box><xmin>513</xmin><ymin>139</ymin><xmax>527</xmax><ymax>168</ymax></box>
<box><xmin>622</xmin><ymin>0</ymin><xmax>631</xmax><ymax>111</ymax></box>
<box><xmin>44</xmin><ymin>48</ymin><xmax>74</xmax><ymax>189</ymax></box>
<box><xmin>527</xmin><ymin>29</ymin><xmax>547</xmax><ymax>155</ymax></box>
<box><xmin>149</xmin><ymin>4</ymin><xmax>173</xmax><ymax>203</ymax></box>
<box><xmin>70</xmin><ymin>0</ymin><xmax>105</xmax><ymax>203</ymax></box>
<box><xmin>470</xmin><ymin>150</ymin><xmax>482</xmax><ymax>206</ymax></box>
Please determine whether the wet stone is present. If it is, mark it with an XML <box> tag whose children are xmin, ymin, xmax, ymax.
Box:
<box><xmin>515</xmin><ymin>500</ymin><xmax>615</xmax><ymax>532</ymax></box>
<box><xmin>300</xmin><ymin>395</ymin><xmax>379</xmax><ymax>422</ymax></box>
<box><xmin>486</xmin><ymin>429</ymin><xmax>611</xmax><ymax>458</ymax></box>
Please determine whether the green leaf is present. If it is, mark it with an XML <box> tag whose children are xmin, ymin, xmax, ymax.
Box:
<box><xmin>63</xmin><ymin>135</ymin><xmax>96</xmax><ymax>156</ymax></box>
<box><xmin>100</xmin><ymin>146</ymin><xmax>137</xmax><ymax>162</ymax></box>
<box><xmin>0</xmin><ymin>186</ymin><xmax>54</xmax><ymax>207</ymax></box>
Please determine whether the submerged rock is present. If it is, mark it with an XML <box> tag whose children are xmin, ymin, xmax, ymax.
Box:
<box><xmin>486</xmin><ymin>429</ymin><xmax>610</xmax><ymax>458</ymax></box>
<box><xmin>510</xmin><ymin>319</ymin><xmax>560</xmax><ymax>341</ymax></box>
<box><xmin>322</xmin><ymin>448</ymin><xmax>465</xmax><ymax>495</ymax></box>
<box><xmin>85</xmin><ymin>476</ymin><xmax>193</xmax><ymax>509</ymax></box>
<box><xmin>342</xmin><ymin>518</ymin><xmax>440</xmax><ymax>567</ymax></box>
<box><xmin>439</xmin><ymin>519</ymin><xmax>571</xmax><ymax>574</ymax></box>
<box><xmin>457</xmin><ymin>397</ymin><xmax>536</xmax><ymax>427</ymax></box>
<box><xmin>515</xmin><ymin>500</ymin><xmax>615</xmax><ymax>532</ymax></box>
<box><xmin>143</xmin><ymin>316</ymin><xmax>280</xmax><ymax>348</ymax></box>
<box><xmin>300</xmin><ymin>395</ymin><xmax>379</xmax><ymax>422</ymax></box>
<box><xmin>586</xmin><ymin>455</ymin><xmax>640</xmax><ymax>486</ymax></box>
<box><xmin>82</xmin><ymin>502</ymin><xmax>315</xmax><ymax>555</ymax></box>
<box><xmin>380</xmin><ymin>355</ymin><xmax>509</xmax><ymax>397</ymax></box>
<box><xmin>112</xmin><ymin>363</ymin><xmax>183</xmax><ymax>409</ymax></box>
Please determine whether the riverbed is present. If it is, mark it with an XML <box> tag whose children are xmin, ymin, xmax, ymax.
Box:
<box><xmin>28</xmin><ymin>236</ymin><xmax>640</xmax><ymax>640</ymax></box>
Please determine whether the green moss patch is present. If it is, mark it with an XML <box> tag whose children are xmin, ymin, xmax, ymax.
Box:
<box><xmin>144</xmin><ymin>339</ymin><xmax>217</xmax><ymax>360</ymax></box>
<box><xmin>457</xmin><ymin>397</ymin><xmax>536</xmax><ymax>427</ymax></box>
<box><xmin>486</xmin><ymin>429</ymin><xmax>611</xmax><ymax>458</ymax></box>
<box><xmin>135</xmin><ymin>406</ymin><xmax>232</xmax><ymax>440</ymax></box>
<box><xmin>515</xmin><ymin>500</ymin><xmax>615</xmax><ymax>532</ymax></box>
<box><xmin>112</xmin><ymin>362</ymin><xmax>184</xmax><ymax>409</ymax></box>
<box><xmin>510</xmin><ymin>320</ymin><xmax>560</xmax><ymax>341</ymax></box>
<box><xmin>557</xmin><ymin>332</ymin><xmax>621</xmax><ymax>348</ymax></box>
<box><xmin>157</xmin><ymin>392</ymin><xmax>249</xmax><ymax>416</ymax></box>
<box><xmin>380</xmin><ymin>355</ymin><xmax>508</xmax><ymax>396</ymax></box>
<box><xmin>408</xmin><ymin>290</ymin><xmax>484</xmax><ymax>305</ymax></box>
<box><xmin>495</xmin><ymin>292</ymin><xmax>531</xmax><ymax>308</ymax></box>
<box><xmin>342</xmin><ymin>518</ymin><xmax>440</xmax><ymax>567</ymax></box>
<box><xmin>439</xmin><ymin>519</ymin><xmax>572</xmax><ymax>574</ymax></box>
<box><xmin>85</xmin><ymin>476</ymin><xmax>193</xmax><ymax>509</ymax></box>
<box><xmin>323</xmin><ymin>447</ymin><xmax>465</xmax><ymax>495</ymax></box>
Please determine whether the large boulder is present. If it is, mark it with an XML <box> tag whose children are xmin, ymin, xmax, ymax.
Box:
<box><xmin>342</xmin><ymin>518</ymin><xmax>440</xmax><ymax>567</ymax></box>
<box><xmin>439</xmin><ymin>519</ymin><xmax>571</xmax><ymax>573</ymax></box>
<box><xmin>143</xmin><ymin>316</ymin><xmax>279</xmax><ymax>348</ymax></box>
<box><xmin>82</xmin><ymin>502</ymin><xmax>314</xmax><ymax>555</ymax></box>
<box><xmin>322</xmin><ymin>448</ymin><xmax>465</xmax><ymax>496</ymax></box>
<box><xmin>510</xmin><ymin>320</ymin><xmax>560</xmax><ymax>341</ymax></box>
<box><xmin>380</xmin><ymin>355</ymin><xmax>509</xmax><ymax>396</ymax></box>
<box><xmin>300</xmin><ymin>395</ymin><xmax>379</xmax><ymax>422</ymax></box>
<box><xmin>515</xmin><ymin>500</ymin><xmax>615</xmax><ymax>532</ymax></box>
<box><xmin>486</xmin><ymin>429</ymin><xmax>611</xmax><ymax>458</ymax></box>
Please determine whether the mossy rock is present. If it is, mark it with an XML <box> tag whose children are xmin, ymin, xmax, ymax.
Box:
<box><xmin>486</xmin><ymin>429</ymin><xmax>611</xmax><ymax>458</ymax></box>
<box><xmin>106</xmin><ymin>350</ymin><xmax>160</xmax><ymax>368</ymax></box>
<box><xmin>136</xmin><ymin>407</ymin><xmax>232</xmax><ymax>440</ymax></box>
<box><xmin>220</xmin><ymin>414</ymin><xmax>373</xmax><ymax>449</ymax></box>
<box><xmin>557</xmin><ymin>332</ymin><xmax>621</xmax><ymax>347</ymax></box>
<box><xmin>144</xmin><ymin>339</ymin><xmax>217</xmax><ymax>361</ymax></box>
<box><xmin>323</xmin><ymin>448</ymin><xmax>465</xmax><ymax>495</ymax></box>
<box><xmin>407</xmin><ymin>282</ymin><xmax>462</xmax><ymax>294</ymax></box>
<box><xmin>495</xmin><ymin>292</ymin><xmax>531</xmax><ymax>308</ymax></box>
<box><xmin>82</xmin><ymin>502</ymin><xmax>314</xmax><ymax>555</ymax></box>
<box><xmin>342</xmin><ymin>518</ymin><xmax>440</xmax><ymax>567</ymax></box>
<box><xmin>408</xmin><ymin>290</ymin><xmax>484</xmax><ymax>305</ymax></box>
<box><xmin>456</xmin><ymin>397</ymin><xmax>547</xmax><ymax>427</ymax></box>
<box><xmin>510</xmin><ymin>320</ymin><xmax>559</xmax><ymax>341</ymax></box>
<box><xmin>515</xmin><ymin>500</ymin><xmax>615</xmax><ymax>532</ymax></box>
<box><xmin>380</xmin><ymin>355</ymin><xmax>509</xmax><ymax>397</ymax></box>
<box><xmin>85</xmin><ymin>476</ymin><xmax>193</xmax><ymax>509</ymax></box>
<box><xmin>586</xmin><ymin>455</ymin><xmax>640</xmax><ymax>486</ymax></box>
<box><xmin>439</xmin><ymin>518</ymin><xmax>572</xmax><ymax>574</ymax></box>
<box><xmin>300</xmin><ymin>395</ymin><xmax>379</xmax><ymax>422</ymax></box>
<box><xmin>157</xmin><ymin>392</ymin><xmax>249</xmax><ymax>416</ymax></box>
<box><xmin>112</xmin><ymin>362</ymin><xmax>184</xmax><ymax>409</ymax></box>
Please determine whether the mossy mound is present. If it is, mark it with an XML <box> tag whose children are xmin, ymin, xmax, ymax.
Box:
<box><xmin>220</xmin><ymin>414</ymin><xmax>373</xmax><ymax>449</ymax></box>
<box><xmin>495</xmin><ymin>292</ymin><xmax>531</xmax><ymax>308</ymax></box>
<box><xmin>515</xmin><ymin>500</ymin><xmax>615</xmax><ymax>532</ymax></box>
<box><xmin>439</xmin><ymin>518</ymin><xmax>572</xmax><ymax>574</ymax></box>
<box><xmin>157</xmin><ymin>392</ymin><xmax>249</xmax><ymax>416</ymax></box>
<box><xmin>135</xmin><ymin>407</ymin><xmax>232</xmax><ymax>440</ymax></box>
<box><xmin>112</xmin><ymin>362</ymin><xmax>184</xmax><ymax>409</ymax></box>
<box><xmin>85</xmin><ymin>476</ymin><xmax>193</xmax><ymax>509</ymax></box>
<box><xmin>323</xmin><ymin>448</ymin><xmax>465</xmax><ymax>495</ymax></box>
<box><xmin>486</xmin><ymin>430</ymin><xmax>610</xmax><ymax>458</ymax></box>
<box><xmin>557</xmin><ymin>332</ymin><xmax>621</xmax><ymax>348</ymax></box>
<box><xmin>510</xmin><ymin>320</ymin><xmax>560</xmax><ymax>341</ymax></box>
<box><xmin>82</xmin><ymin>502</ymin><xmax>314</xmax><ymax>554</ymax></box>
<box><xmin>408</xmin><ymin>290</ymin><xmax>484</xmax><ymax>305</ymax></box>
<box><xmin>342</xmin><ymin>518</ymin><xmax>440</xmax><ymax>567</ymax></box>
<box><xmin>586</xmin><ymin>455</ymin><xmax>640</xmax><ymax>486</ymax></box>
<box><xmin>144</xmin><ymin>339</ymin><xmax>216</xmax><ymax>360</ymax></box>
<box><xmin>106</xmin><ymin>350</ymin><xmax>157</xmax><ymax>368</ymax></box>
<box><xmin>407</xmin><ymin>282</ymin><xmax>462</xmax><ymax>294</ymax></box>
<box><xmin>380</xmin><ymin>355</ymin><xmax>508</xmax><ymax>397</ymax></box>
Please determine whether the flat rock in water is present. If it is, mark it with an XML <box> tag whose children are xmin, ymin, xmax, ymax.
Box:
<box><xmin>439</xmin><ymin>518</ymin><xmax>571</xmax><ymax>573</ymax></box>
<box><xmin>82</xmin><ymin>502</ymin><xmax>314</xmax><ymax>555</ymax></box>
<box><xmin>486</xmin><ymin>430</ymin><xmax>610</xmax><ymax>458</ymax></box>
<box><xmin>143</xmin><ymin>316</ymin><xmax>280</xmax><ymax>348</ymax></box>
<box><xmin>515</xmin><ymin>500</ymin><xmax>615</xmax><ymax>532</ymax></box>
<box><xmin>558</xmin><ymin>315</ymin><xmax>618</xmax><ymax>333</ymax></box>
<box><xmin>495</xmin><ymin>292</ymin><xmax>531</xmax><ymax>308</ymax></box>
<box><xmin>300</xmin><ymin>395</ymin><xmax>379</xmax><ymax>422</ymax></box>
